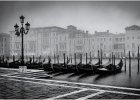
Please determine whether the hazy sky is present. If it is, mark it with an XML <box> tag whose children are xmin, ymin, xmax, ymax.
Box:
<box><xmin>0</xmin><ymin>1</ymin><xmax>140</xmax><ymax>34</ymax></box>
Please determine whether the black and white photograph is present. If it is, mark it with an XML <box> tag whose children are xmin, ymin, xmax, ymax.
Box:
<box><xmin>0</xmin><ymin>1</ymin><xmax>140</xmax><ymax>99</ymax></box>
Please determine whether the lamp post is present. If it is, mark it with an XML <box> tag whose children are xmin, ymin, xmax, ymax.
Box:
<box><xmin>14</xmin><ymin>15</ymin><xmax>30</xmax><ymax>66</ymax></box>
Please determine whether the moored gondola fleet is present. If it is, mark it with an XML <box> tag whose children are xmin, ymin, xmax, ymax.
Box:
<box><xmin>43</xmin><ymin>51</ymin><xmax>123</xmax><ymax>74</ymax></box>
<box><xmin>0</xmin><ymin>50</ymin><xmax>123</xmax><ymax>74</ymax></box>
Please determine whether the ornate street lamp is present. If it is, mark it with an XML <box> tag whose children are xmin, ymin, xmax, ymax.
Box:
<box><xmin>14</xmin><ymin>15</ymin><xmax>30</xmax><ymax>65</ymax></box>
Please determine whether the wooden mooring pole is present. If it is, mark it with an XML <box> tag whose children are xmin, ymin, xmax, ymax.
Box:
<box><xmin>71</xmin><ymin>55</ymin><xmax>72</xmax><ymax>63</ymax></box>
<box><xmin>80</xmin><ymin>54</ymin><xmax>82</xmax><ymax>63</ymax></box>
<box><xmin>138</xmin><ymin>46</ymin><xmax>139</xmax><ymax>73</ymax></box>
<box><xmin>57</xmin><ymin>55</ymin><xmax>59</xmax><ymax>64</ymax></box>
<box><xmin>129</xmin><ymin>51</ymin><xmax>131</xmax><ymax>77</ymax></box>
<box><xmin>90</xmin><ymin>52</ymin><xmax>92</xmax><ymax>62</ymax></box>
<box><xmin>114</xmin><ymin>55</ymin><xmax>116</xmax><ymax>72</ymax></box>
<box><xmin>112</xmin><ymin>52</ymin><xmax>113</xmax><ymax>65</ymax></box>
<box><xmin>98</xmin><ymin>50</ymin><xmax>100</xmax><ymax>66</ymax></box>
<box><xmin>54</xmin><ymin>54</ymin><xmax>56</xmax><ymax>64</ymax></box>
<box><xmin>124</xmin><ymin>49</ymin><xmax>126</xmax><ymax>72</ymax></box>
<box><xmin>86</xmin><ymin>53</ymin><xmax>87</xmax><ymax>64</ymax></box>
<box><xmin>63</xmin><ymin>53</ymin><xmax>65</xmax><ymax>67</ymax></box>
<box><xmin>101</xmin><ymin>49</ymin><xmax>102</xmax><ymax>64</ymax></box>
<box><xmin>13</xmin><ymin>55</ymin><xmax>15</xmax><ymax>62</ymax></box>
<box><xmin>74</xmin><ymin>53</ymin><xmax>76</xmax><ymax>66</ymax></box>
<box><xmin>33</xmin><ymin>56</ymin><xmax>34</xmax><ymax>63</ymax></box>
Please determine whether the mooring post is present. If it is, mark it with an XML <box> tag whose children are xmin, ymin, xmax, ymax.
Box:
<box><xmin>13</xmin><ymin>55</ymin><xmax>15</xmax><ymax>62</ymax></box>
<box><xmin>75</xmin><ymin>53</ymin><xmax>76</xmax><ymax>66</ymax></box>
<box><xmin>101</xmin><ymin>49</ymin><xmax>102</xmax><ymax>64</ymax></box>
<box><xmin>98</xmin><ymin>50</ymin><xmax>99</xmax><ymax>59</ymax></box>
<box><xmin>129</xmin><ymin>51</ymin><xmax>131</xmax><ymax>77</ymax></box>
<box><xmin>112</xmin><ymin>52</ymin><xmax>113</xmax><ymax>65</ymax></box>
<box><xmin>114</xmin><ymin>55</ymin><xmax>116</xmax><ymax>72</ymax></box>
<box><xmin>57</xmin><ymin>55</ymin><xmax>59</xmax><ymax>64</ymax></box>
<box><xmin>81</xmin><ymin>54</ymin><xmax>82</xmax><ymax>64</ymax></box>
<box><xmin>98</xmin><ymin>50</ymin><xmax>100</xmax><ymax>65</ymax></box>
<box><xmin>124</xmin><ymin>49</ymin><xmax>126</xmax><ymax>72</ymax></box>
<box><xmin>33</xmin><ymin>56</ymin><xmax>34</xmax><ymax>63</ymax></box>
<box><xmin>2</xmin><ymin>55</ymin><xmax>4</xmax><ymax>62</ymax></box>
<box><xmin>54</xmin><ymin>54</ymin><xmax>56</xmax><ymax>64</ymax></box>
<box><xmin>63</xmin><ymin>53</ymin><xmax>65</xmax><ymax>67</ymax></box>
<box><xmin>90</xmin><ymin>51</ymin><xmax>92</xmax><ymax>63</ymax></box>
<box><xmin>86</xmin><ymin>52</ymin><xmax>87</xmax><ymax>64</ymax></box>
<box><xmin>67</xmin><ymin>56</ymin><xmax>69</xmax><ymax>63</ymax></box>
<box><xmin>30</xmin><ymin>57</ymin><xmax>32</xmax><ymax>64</ymax></box>
<box><xmin>71</xmin><ymin>55</ymin><xmax>72</xmax><ymax>63</ymax></box>
<box><xmin>138</xmin><ymin>46</ymin><xmax>139</xmax><ymax>73</ymax></box>
<box><xmin>0</xmin><ymin>57</ymin><xmax>1</xmax><ymax>63</ymax></box>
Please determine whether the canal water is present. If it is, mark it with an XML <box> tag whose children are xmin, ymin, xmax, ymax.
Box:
<box><xmin>46</xmin><ymin>58</ymin><xmax>140</xmax><ymax>89</ymax></box>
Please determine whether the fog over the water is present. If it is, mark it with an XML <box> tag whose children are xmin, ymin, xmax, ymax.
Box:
<box><xmin>0</xmin><ymin>1</ymin><xmax>140</xmax><ymax>34</ymax></box>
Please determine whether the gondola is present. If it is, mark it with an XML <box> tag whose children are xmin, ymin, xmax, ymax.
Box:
<box><xmin>77</xmin><ymin>58</ymin><xmax>101</xmax><ymax>73</ymax></box>
<box><xmin>43</xmin><ymin>56</ymin><xmax>52</xmax><ymax>71</ymax></box>
<box><xmin>94</xmin><ymin>59</ymin><xmax>123</xmax><ymax>74</ymax></box>
<box><xmin>0</xmin><ymin>56</ymin><xmax>9</xmax><ymax>68</ymax></box>
<box><xmin>53</xmin><ymin>57</ymin><xmax>70</xmax><ymax>72</ymax></box>
<box><xmin>27</xmin><ymin>57</ymin><xmax>45</xmax><ymax>69</ymax></box>
<box><xmin>9</xmin><ymin>60</ymin><xmax>21</xmax><ymax>68</ymax></box>
<box><xmin>67</xmin><ymin>60</ymin><xmax>82</xmax><ymax>73</ymax></box>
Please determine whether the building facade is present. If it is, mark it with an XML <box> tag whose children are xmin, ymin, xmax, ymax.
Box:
<box><xmin>0</xmin><ymin>33</ymin><xmax>10</xmax><ymax>56</ymax></box>
<box><xmin>10</xmin><ymin>25</ymin><xmax>140</xmax><ymax>58</ymax></box>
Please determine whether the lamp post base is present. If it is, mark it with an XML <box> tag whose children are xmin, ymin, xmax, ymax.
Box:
<box><xmin>19</xmin><ymin>66</ymin><xmax>27</xmax><ymax>73</ymax></box>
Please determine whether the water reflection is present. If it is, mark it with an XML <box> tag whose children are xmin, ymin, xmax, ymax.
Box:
<box><xmin>49</xmin><ymin>59</ymin><xmax>140</xmax><ymax>88</ymax></box>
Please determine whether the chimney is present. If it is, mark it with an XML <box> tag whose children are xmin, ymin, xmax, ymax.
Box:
<box><xmin>107</xmin><ymin>30</ymin><xmax>109</xmax><ymax>33</ymax></box>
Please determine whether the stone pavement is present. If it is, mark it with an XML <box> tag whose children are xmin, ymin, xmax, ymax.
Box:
<box><xmin>0</xmin><ymin>68</ymin><xmax>140</xmax><ymax>99</ymax></box>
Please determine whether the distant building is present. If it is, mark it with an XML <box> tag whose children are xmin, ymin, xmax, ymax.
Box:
<box><xmin>0</xmin><ymin>33</ymin><xmax>10</xmax><ymax>56</ymax></box>
<box><xmin>10</xmin><ymin>25</ymin><xmax>140</xmax><ymax>58</ymax></box>
<box><xmin>125</xmin><ymin>25</ymin><xmax>140</xmax><ymax>57</ymax></box>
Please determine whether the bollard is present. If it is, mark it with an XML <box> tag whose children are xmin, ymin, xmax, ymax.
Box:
<box><xmin>86</xmin><ymin>53</ymin><xmax>87</xmax><ymax>64</ymax></box>
<box><xmin>124</xmin><ymin>49</ymin><xmax>126</xmax><ymax>72</ymax></box>
<box><xmin>138</xmin><ymin>46</ymin><xmax>139</xmax><ymax>73</ymax></box>
<box><xmin>129</xmin><ymin>51</ymin><xmax>131</xmax><ymax>77</ymax></box>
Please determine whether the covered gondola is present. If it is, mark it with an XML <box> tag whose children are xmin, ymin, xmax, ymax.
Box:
<box><xmin>94</xmin><ymin>58</ymin><xmax>123</xmax><ymax>74</ymax></box>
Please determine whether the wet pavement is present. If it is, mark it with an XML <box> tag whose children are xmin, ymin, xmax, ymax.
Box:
<box><xmin>0</xmin><ymin>59</ymin><xmax>140</xmax><ymax>99</ymax></box>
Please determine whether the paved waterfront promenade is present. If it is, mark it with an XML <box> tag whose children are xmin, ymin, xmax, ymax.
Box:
<box><xmin>0</xmin><ymin>67</ymin><xmax>140</xmax><ymax>99</ymax></box>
